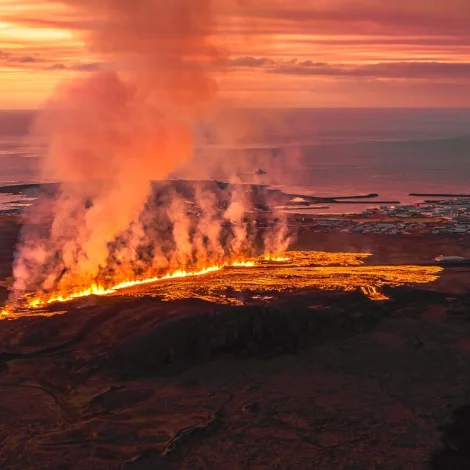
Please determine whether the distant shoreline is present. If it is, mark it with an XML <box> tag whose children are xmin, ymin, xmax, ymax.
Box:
<box><xmin>410</xmin><ymin>193</ymin><xmax>470</xmax><ymax>198</ymax></box>
<box><xmin>0</xmin><ymin>183</ymin><xmax>42</xmax><ymax>194</ymax></box>
<box><xmin>0</xmin><ymin>182</ymin><xmax>467</xmax><ymax>222</ymax></box>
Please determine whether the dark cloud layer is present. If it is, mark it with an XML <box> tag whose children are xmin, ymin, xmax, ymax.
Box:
<box><xmin>0</xmin><ymin>50</ymin><xmax>38</xmax><ymax>64</ymax></box>
<box><xmin>229</xmin><ymin>57</ymin><xmax>470</xmax><ymax>80</ymax></box>
<box><xmin>0</xmin><ymin>49</ymin><xmax>102</xmax><ymax>73</ymax></box>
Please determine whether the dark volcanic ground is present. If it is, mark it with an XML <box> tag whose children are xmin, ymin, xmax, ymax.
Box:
<box><xmin>1</xmin><ymin>217</ymin><xmax>470</xmax><ymax>469</ymax></box>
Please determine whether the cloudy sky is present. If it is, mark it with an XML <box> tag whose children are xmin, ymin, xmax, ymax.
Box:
<box><xmin>1</xmin><ymin>0</ymin><xmax>470</xmax><ymax>108</ymax></box>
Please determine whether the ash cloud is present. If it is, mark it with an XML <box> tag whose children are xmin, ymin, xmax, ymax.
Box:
<box><xmin>10</xmin><ymin>0</ymin><xmax>292</xmax><ymax>301</ymax></box>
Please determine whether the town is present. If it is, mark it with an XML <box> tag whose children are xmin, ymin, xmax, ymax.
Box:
<box><xmin>291</xmin><ymin>198</ymin><xmax>470</xmax><ymax>236</ymax></box>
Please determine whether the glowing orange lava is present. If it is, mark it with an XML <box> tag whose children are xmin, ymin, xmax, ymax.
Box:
<box><xmin>231</xmin><ymin>260</ymin><xmax>256</xmax><ymax>267</ymax></box>
<box><xmin>264</xmin><ymin>255</ymin><xmax>290</xmax><ymax>262</ymax></box>
<box><xmin>1</xmin><ymin>307</ymin><xmax>10</xmax><ymax>317</ymax></box>
<box><xmin>360</xmin><ymin>286</ymin><xmax>389</xmax><ymax>301</ymax></box>
<box><xmin>25</xmin><ymin>264</ymin><xmax>227</xmax><ymax>309</ymax></box>
<box><xmin>1</xmin><ymin>251</ymin><xmax>443</xmax><ymax>318</ymax></box>
<box><xmin>14</xmin><ymin>259</ymin><xmax>260</xmax><ymax>310</ymax></box>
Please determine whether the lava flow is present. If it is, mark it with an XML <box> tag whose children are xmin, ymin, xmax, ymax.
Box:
<box><xmin>1</xmin><ymin>258</ymin><xmax>261</xmax><ymax>315</ymax></box>
<box><xmin>1</xmin><ymin>251</ymin><xmax>443</xmax><ymax>318</ymax></box>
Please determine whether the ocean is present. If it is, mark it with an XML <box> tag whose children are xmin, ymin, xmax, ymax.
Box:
<box><xmin>1</xmin><ymin>108</ymin><xmax>470</xmax><ymax>213</ymax></box>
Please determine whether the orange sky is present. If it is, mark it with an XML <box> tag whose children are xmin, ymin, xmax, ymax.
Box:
<box><xmin>1</xmin><ymin>0</ymin><xmax>470</xmax><ymax>108</ymax></box>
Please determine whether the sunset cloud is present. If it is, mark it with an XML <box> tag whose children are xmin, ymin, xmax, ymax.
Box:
<box><xmin>1</xmin><ymin>0</ymin><xmax>470</xmax><ymax>107</ymax></box>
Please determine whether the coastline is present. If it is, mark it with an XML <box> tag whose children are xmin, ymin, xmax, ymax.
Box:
<box><xmin>3</xmin><ymin>181</ymin><xmax>470</xmax><ymax>237</ymax></box>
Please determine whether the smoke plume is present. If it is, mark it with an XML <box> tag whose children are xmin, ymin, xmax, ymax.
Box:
<box><xmin>10</xmin><ymin>0</ymin><xmax>292</xmax><ymax>301</ymax></box>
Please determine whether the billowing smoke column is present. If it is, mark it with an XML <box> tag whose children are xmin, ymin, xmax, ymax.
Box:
<box><xmin>10</xmin><ymin>0</ymin><xmax>291</xmax><ymax>300</ymax></box>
